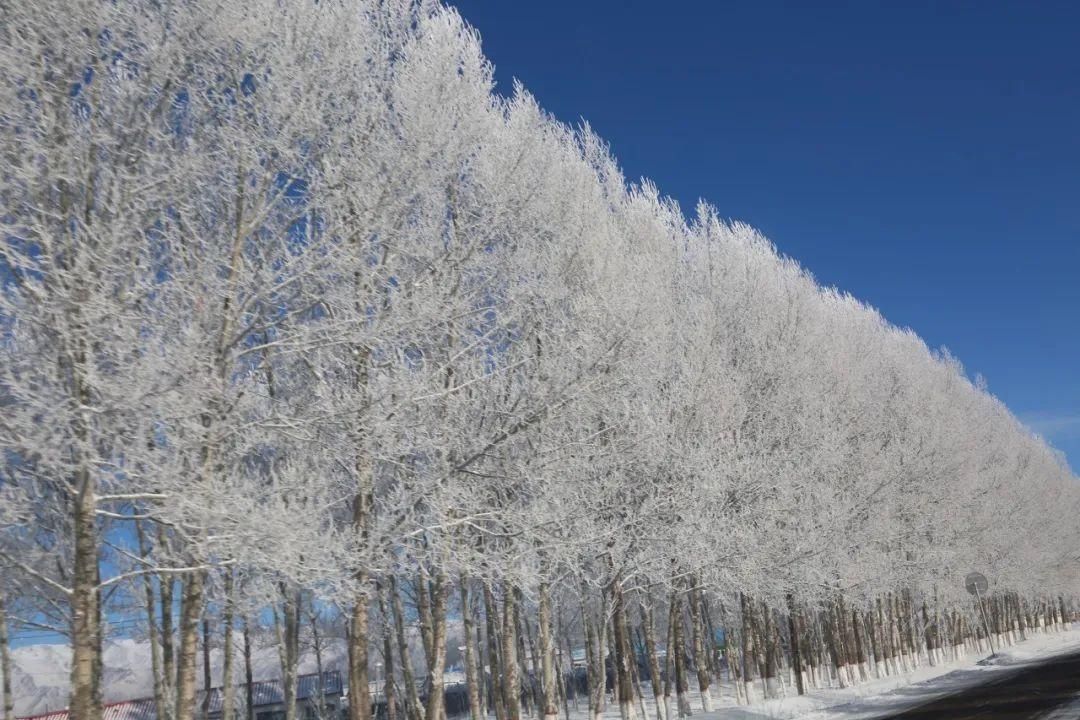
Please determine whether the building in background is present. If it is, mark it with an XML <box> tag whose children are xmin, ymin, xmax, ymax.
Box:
<box><xmin>17</xmin><ymin>672</ymin><xmax>345</xmax><ymax>720</ymax></box>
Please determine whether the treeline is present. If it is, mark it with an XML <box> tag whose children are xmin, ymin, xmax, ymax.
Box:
<box><xmin>1</xmin><ymin>3</ymin><xmax>1078</xmax><ymax>720</ymax></box>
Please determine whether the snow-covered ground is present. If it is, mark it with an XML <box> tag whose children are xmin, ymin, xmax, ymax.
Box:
<box><xmin>690</xmin><ymin>626</ymin><xmax>1080</xmax><ymax>719</ymax></box>
<box><xmin>520</xmin><ymin>627</ymin><xmax>1080</xmax><ymax>720</ymax></box>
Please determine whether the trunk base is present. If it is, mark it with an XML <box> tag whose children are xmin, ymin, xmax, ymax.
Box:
<box><xmin>676</xmin><ymin>692</ymin><xmax>692</xmax><ymax>717</ymax></box>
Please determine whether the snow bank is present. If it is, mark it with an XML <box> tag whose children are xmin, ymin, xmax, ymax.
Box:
<box><xmin>699</xmin><ymin>625</ymin><xmax>1080</xmax><ymax>719</ymax></box>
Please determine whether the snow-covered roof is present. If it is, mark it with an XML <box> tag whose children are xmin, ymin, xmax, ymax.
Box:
<box><xmin>204</xmin><ymin>671</ymin><xmax>343</xmax><ymax>713</ymax></box>
<box><xmin>18</xmin><ymin>698</ymin><xmax>156</xmax><ymax>720</ymax></box>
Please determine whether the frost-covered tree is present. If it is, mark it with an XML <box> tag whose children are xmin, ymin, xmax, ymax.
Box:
<box><xmin>3</xmin><ymin>1</ymin><xmax>1080</xmax><ymax>718</ymax></box>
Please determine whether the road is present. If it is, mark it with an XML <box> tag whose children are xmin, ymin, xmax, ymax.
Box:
<box><xmin>882</xmin><ymin>651</ymin><xmax>1080</xmax><ymax>719</ymax></box>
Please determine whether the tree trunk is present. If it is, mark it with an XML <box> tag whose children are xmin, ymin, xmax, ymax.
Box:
<box><xmin>701</xmin><ymin>601</ymin><xmax>721</xmax><ymax>681</ymax></box>
<box><xmin>822</xmin><ymin>601</ymin><xmax>845</xmax><ymax>688</ymax></box>
<box><xmin>900</xmin><ymin>591</ymin><xmax>918</xmax><ymax>667</ymax></box>
<box><xmin>477</xmin><ymin>613</ymin><xmax>488</xmax><ymax>719</ymax></box>
<box><xmin>417</xmin><ymin>570</ymin><xmax>435</xmax><ymax>668</ymax></box>
<box><xmin>391</xmin><ymin>576</ymin><xmax>423</xmax><ymax>720</ymax></box>
<box><xmin>662</xmin><ymin>607</ymin><xmax>675</xmax><ymax>716</ymax></box>
<box><xmin>876</xmin><ymin>597</ymin><xmax>894</xmax><ymax>675</ymax></box>
<box><xmin>348</xmin><ymin>579</ymin><xmax>371</xmax><ymax>720</ymax></box>
<box><xmin>851</xmin><ymin>608</ymin><xmax>868</xmax><ymax>682</ymax></box>
<box><xmin>921</xmin><ymin>602</ymin><xmax>937</xmax><ymax>666</ymax></box>
<box><xmin>243</xmin><ymin>618</ymin><xmax>255</xmax><ymax>720</ymax></box>
<box><xmin>175</xmin><ymin>571</ymin><xmax>206</xmax><ymax>720</ymax></box>
<box><xmin>70</xmin><ymin>469</ymin><xmax>102</xmax><ymax>720</ymax></box>
<box><xmin>671</xmin><ymin>595</ymin><xmax>691</xmax><ymax>716</ymax></box>
<box><xmin>0</xmin><ymin>594</ymin><xmax>14</xmax><ymax>720</ymax></box>
<box><xmin>538</xmin><ymin>582</ymin><xmax>560</xmax><ymax>720</ymax></box>
<box><xmin>556</xmin><ymin>624</ymin><xmax>571</xmax><ymax>720</ymax></box>
<box><xmin>629</xmin><ymin>629</ymin><xmax>648</xmax><ymax>720</ymax></box>
<box><xmin>377</xmin><ymin>582</ymin><xmax>398</xmax><ymax>720</ymax></box>
<box><xmin>610</xmin><ymin>582</ymin><xmax>638</xmax><ymax>720</ymax></box>
<box><xmin>483</xmin><ymin>583</ymin><xmax>506</xmax><ymax>720</ymax></box>
<box><xmin>160</xmin><ymin>532</ymin><xmax>176</xmax><ymax>706</ymax></box>
<box><xmin>137</xmin><ymin>523</ymin><xmax>167</xmax><ymax>720</ymax></box>
<box><xmin>311</xmin><ymin>606</ymin><xmax>327</xmax><ymax>720</ymax></box>
<box><xmin>607</xmin><ymin>617</ymin><xmax>619</xmax><ymax>708</ymax></box>
<box><xmin>738</xmin><ymin>594</ymin><xmax>757</xmax><ymax>703</ymax></box>
<box><xmin>222</xmin><ymin>572</ymin><xmax>236</xmax><ymax>720</ymax></box>
<box><xmin>424</xmin><ymin>571</ymin><xmax>450</xmax><ymax>720</ymax></box>
<box><xmin>562</xmin><ymin>626</ymin><xmax>579</xmax><ymax>713</ymax></box>
<box><xmin>786</xmin><ymin>596</ymin><xmax>804</xmax><ymax>696</ymax></box>
<box><xmin>202</xmin><ymin>619</ymin><xmax>213</xmax><ymax>720</ymax></box>
<box><xmin>582</xmin><ymin>595</ymin><xmax>606</xmax><ymax>720</ymax></box>
<box><xmin>276</xmin><ymin>586</ymin><xmax>302</xmax><ymax>720</ymax></box>
<box><xmin>889</xmin><ymin>593</ymin><xmax>908</xmax><ymax>672</ymax></box>
<box><xmin>460</xmin><ymin>577</ymin><xmax>482</xmax><ymax>720</ymax></box>
<box><xmin>349</xmin><ymin>332</ymin><xmax>374</xmax><ymax>720</ymax></box>
<box><xmin>501</xmin><ymin>583</ymin><xmax>522</xmax><ymax>720</ymax></box>
<box><xmin>639</xmin><ymin>602</ymin><xmax>665</xmax><ymax>720</ymax></box>
<box><xmin>1013</xmin><ymin>594</ymin><xmax>1027</xmax><ymax>642</ymax></box>
<box><xmin>687</xmin><ymin>585</ymin><xmax>711</xmax><ymax>711</ymax></box>
<box><xmin>759</xmin><ymin>602</ymin><xmax>778</xmax><ymax>698</ymax></box>
<box><xmin>727</xmin><ymin>626</ymin><xmax>744</xmax><ymax>704</ymax></box>
<box><xmin>514</xmin><ymin>593</ymin><xmax>537</xmax><ymax>719</ymax></box>
<box><xmin>866</xmin><ymin>609</ymin><xmax>882</xmax><ymax>678</ymax></box>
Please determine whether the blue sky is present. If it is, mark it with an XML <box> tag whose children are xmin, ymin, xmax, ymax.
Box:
<box><xmin>452</xmin><ymin>0</ymin><xmax>1080</xmax><ymax>472</ymax></box>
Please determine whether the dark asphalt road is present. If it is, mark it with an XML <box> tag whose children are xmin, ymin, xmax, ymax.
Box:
<box><xmin>881</xmin><ymin>651</ymin><xmax>1080</xmax><ymax>719</ymax></box>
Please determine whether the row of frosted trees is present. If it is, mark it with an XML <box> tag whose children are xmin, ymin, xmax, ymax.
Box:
<box><xmin>1</xmin><ymin>2</ymin><xmax>1078</xmax><ymax>720</ymax></box>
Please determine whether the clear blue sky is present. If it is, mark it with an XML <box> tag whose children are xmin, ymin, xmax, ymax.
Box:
<box><xmin>452</xmin><ymin>0</ymin><xmax>1080</xmax><ymax>472</ymax></box>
